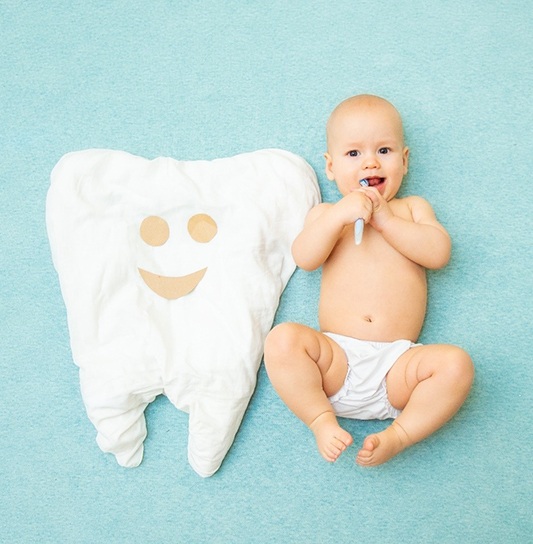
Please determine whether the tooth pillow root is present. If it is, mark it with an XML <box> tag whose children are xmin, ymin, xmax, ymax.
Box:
<box><xmin>47</xmin><ymin>148</ymin><xmax>320</xmax><ymax>477</ymax></box>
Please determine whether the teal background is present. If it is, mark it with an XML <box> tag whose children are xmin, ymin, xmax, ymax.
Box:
<box><xmin>1</xmin><ymin>1</ymin><xmax>531</xmax><ymax>542</ymax></box>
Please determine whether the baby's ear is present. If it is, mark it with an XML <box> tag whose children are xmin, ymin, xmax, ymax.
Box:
<box><xmin>402</xmin><ymin>147</ymin><xmax>409</xmax><ymax>174</ymax></box>
<box><xmin>323</xmin><ymin>152</ymin><xmax>335</xmax><ymax>181</ymax></box>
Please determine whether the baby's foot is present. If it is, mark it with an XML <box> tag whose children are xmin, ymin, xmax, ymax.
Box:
<box><xmin>309</xmin><ymin>411</ymin><xmax>353</xmax><ymax>462</ymax></box>
<box><xmin>356</xmin><ymin>422</ymin><xmax>409</xmax><ymax>467</ymax></box>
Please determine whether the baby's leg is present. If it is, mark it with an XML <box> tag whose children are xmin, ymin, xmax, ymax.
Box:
<box><xmin>356</xmin><ymin>344</ymin><xmax>474</xmax><ymax>466</ymax></box>
<box><xmin>264</xmin><ymin>323</ymin><xmax>353</xmax><ymax>462</ymax></box>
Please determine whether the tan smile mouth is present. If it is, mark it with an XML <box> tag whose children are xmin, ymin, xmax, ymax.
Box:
<box><xmin>138</xmin><ymin>267</ymin><xmax>207</xmax><ymax>300</ymax></box>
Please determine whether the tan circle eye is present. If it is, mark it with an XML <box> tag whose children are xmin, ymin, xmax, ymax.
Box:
<box><xmin>140</xmin><ymin>216</ymin><xmax>170</xmax><ymax>246</ymax></box>
<box><xmin>188</xmin><ymin>214</ymin><xmax>217</xmax><ymax>243</ymax></box>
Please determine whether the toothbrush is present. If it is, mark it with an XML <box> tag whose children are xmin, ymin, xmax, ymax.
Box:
<box><xmin>354</xmin><ymin>178</ymin><xmax>369</xmax><ymax>245</ymax></box>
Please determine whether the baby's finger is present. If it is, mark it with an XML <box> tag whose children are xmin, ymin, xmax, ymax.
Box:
<box><xmin>360</xmin><ymin>187</ymin><xmax>384</xmax><ymax>207</ymax></box>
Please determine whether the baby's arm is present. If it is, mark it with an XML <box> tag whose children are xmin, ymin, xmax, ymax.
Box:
<box><xmin>365</xmin><ymin>189</ymin><xmax>451</xmax><ymax>269</ymax></box>
<box><xmin>292</xmin><ymin>191</ymin><xmax>372</xmax><ymax>270</ymax></box>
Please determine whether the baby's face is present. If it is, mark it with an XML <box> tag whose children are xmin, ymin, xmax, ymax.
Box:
<box><xmin>325</xmin><ymin>102</ymin><xmax>409</xmax><ymax>201</ymax></box>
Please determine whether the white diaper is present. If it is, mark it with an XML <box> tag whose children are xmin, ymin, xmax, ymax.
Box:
<box><xmin>325</xmin><ymin>332</ymin><xmax>419</xmax><ymax>420</ymax></box>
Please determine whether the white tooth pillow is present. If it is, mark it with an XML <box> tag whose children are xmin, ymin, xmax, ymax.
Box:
<box><xmin>47</xmin><ymin>148</ymin><xmax>320</xmax><ymax>477</ymax></box>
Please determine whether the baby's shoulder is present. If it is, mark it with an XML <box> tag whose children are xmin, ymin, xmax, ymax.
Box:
<box><xmin>392</xmin><ymin>195</ymin><xmax>437</xmax><ymax>223</ymax></box>
<box><xmin>306</xmin><ymin>202</ymin><xmax>333</xmax><ymax>220</ymax></box>
<box><xmin>393</xmin><ymin>194</ymin><xmax>429</xmax><ymax>207</ymax></box>
<box><xmin>392</xmin><ymin>195</ymin><xmax>432</xmax><ymax>212</ymax></box>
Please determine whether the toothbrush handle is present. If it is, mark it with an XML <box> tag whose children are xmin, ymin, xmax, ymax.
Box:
<box><xmin>355</xmin><ymin>218</ymin><xmax>364</xmax><ymax>245</ymax></box>
<box><xmin>355</xmin><ymin>179</ymin><xmax>369</xmax><ymax>245</ymax></box>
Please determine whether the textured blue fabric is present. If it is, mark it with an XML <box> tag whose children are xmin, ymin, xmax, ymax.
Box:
<box><xmin>1</xmin><ymin>1</ymin><xmax>531</xmax><ymax>542</ymax></box>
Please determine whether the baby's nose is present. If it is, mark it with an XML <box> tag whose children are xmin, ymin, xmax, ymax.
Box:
<box><xmin>362</xmin><ymin>153</ymin><xmax>380</xmax><ymax>169</ymax></box>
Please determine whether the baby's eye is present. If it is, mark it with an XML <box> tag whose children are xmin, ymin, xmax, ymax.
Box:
<box><xmin>348</xmin><ymin>150</ymin><xmax>360</xmax><ymax>157</ymax></box>
<box><xmin>378</xmin><ymin>147</ymin><xmax>391</xmax><ymax>154</ymax></box>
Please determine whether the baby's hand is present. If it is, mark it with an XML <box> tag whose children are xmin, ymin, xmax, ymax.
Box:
<box><xmin>336</xmin><ymin>189</ymin><xmax>373</xmax><ymax>226</ymax></box>
<box><xmin>360</xmin><ymin>187</ymin><xmax>394</xmax><ymax>231</ymax></box>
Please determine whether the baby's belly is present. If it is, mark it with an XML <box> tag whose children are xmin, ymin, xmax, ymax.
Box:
<box><xmin>318</xmin><ymin>285</ymin><xmax>427</xmax><ymax>343</ymax></box>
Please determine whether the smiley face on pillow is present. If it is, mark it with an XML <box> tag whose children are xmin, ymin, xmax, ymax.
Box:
<box><xmin>138</xmin><ymin>213</ymin><xmax>218</xmax><ymax>299</ymax></box>
<box><xmin>47</xmin><ymin>148</ymin><xmax>320</xmax><ymax>476</ymax></box>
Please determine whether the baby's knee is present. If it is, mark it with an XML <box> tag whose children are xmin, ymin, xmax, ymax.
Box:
<box><xmin>264</xmin><ymin>323</ymin><xmax>302</xmax><ymax>364</ymax></box>
<box><xmin>442</xmin><ymin>346</ymin><xmax>474</xmax><ymax>388</ymax></box>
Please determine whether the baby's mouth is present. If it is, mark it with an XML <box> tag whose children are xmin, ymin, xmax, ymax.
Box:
<box><xmin>365</xmin><ymin>176</ymin><xmax>385</xmax><ymax>187</ymax></box>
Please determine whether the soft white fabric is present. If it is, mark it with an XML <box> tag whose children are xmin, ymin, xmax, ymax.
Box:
<box><xmin>47</xmin><ymin>148</ymin><xmax>320</xmax><ymax>477</ymax></box>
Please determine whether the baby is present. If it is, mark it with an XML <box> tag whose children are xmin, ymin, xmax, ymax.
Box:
<box><xmin>264</xmin><ymin>94</ymin><xmax>474</xmax><ymax>466</ymax></box>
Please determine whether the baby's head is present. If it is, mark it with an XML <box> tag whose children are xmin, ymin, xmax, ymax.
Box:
<box><xmin>324</xmin><ymin>94</ymin><xmax>409</xmax><ymax>200</ymax></box>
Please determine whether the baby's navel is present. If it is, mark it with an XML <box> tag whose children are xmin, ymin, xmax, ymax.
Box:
<box><xmin>363</xmin><ymin>315</ymin><xmax>373</xmax><ymax>323</ymax></box>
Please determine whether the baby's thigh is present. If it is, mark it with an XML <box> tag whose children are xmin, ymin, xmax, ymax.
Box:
<box><xmin>386</xmin><ymin>344</ymin><xmax>473</xmax><ymax>409</ymax></box>
<box><xmin>385</xmin><ymin>344</ymin><xmax>444</xmax><ymax>409</ymax></box>
<box><xmin>318</xmin><ymin>333</ymin><xmax>350</xmax><ymax>397</ymax></box>
<box><xmin>264</xmin><ymin>323</ymin><xmax>348</xmax><ymax>395</ymax></box>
